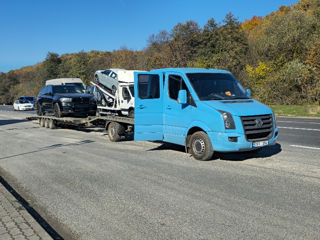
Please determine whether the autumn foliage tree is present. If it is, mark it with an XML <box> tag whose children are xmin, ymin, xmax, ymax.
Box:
<box><xmin>0</xmin><ymin>0</ymin><xmax>319</xmax><ymax>105</ymax></box>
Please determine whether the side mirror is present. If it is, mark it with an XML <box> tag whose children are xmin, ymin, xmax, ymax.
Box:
<box><xmin>177</xmin><ymin>90</ymin><xmax>187</xmax><ymax>104</ymax></box>
<box><xmin>246</xmin><ymin>89</ymin><xmax>251</xmax><ymax>97</ymax></box>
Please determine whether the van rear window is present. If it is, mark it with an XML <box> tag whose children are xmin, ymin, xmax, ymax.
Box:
<box><xmin>138</xmin><ymin>74</ymin><xmax>160</xmax><ymax>99</ymax></box>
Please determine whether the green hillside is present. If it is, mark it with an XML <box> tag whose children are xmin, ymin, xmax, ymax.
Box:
<box><xmin>0</xmin><ymin>0</ymin><xmax>319</xmax><ymax>106</ymax></box>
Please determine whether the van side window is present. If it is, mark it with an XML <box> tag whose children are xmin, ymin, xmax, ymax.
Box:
<box><xmin>168</xmin><ymin>75</ymin><xmax>196</xmax><ymax>106</ymax></box>
<box><xmin>138</xmin><ymin>74</ymin><xmax>160</xmax><ymax>99</ymax></box>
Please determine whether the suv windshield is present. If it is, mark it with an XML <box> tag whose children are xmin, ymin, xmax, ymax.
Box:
<box><xmin>53</xmin><ymin>85</ymin><xmax>83</xmax><ymax>94</ymax></box>
<box><xmin>187</xmin><ymin>73</ymin><xmax>249</xmax><ymax>101</ymax></box>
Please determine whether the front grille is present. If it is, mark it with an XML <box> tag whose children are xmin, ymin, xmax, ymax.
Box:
<box><xmin>74</xmin><ymin>104</ymin><xmax>90</xmax><ymax>112</ymax></box>
<box><xmin>241</xmin><ymin>114</ymin><xmax>273</xmax><ymax>141</ymax></box>
<box><xmin>72</xmin><ymin>97</ymin><xmax>90</xmax><ymax>104</ymax></box>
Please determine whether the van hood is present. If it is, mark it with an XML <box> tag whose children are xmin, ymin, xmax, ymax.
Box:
<box><xmin>203</xmin><ymin>99</ymin><xmax>272</xmax><ymax>116</ymax></box>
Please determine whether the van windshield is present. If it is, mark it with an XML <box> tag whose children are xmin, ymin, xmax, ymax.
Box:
<box><xmin>53</xmin><ymin>85</ymin><xmax>83</xmax><ymax>94</ymax></box>
<box><xmin>129</xmin><ymin>86</ymin><xmax>134</xmax><ymax>97</ymax></box>
<box><xmin>187</xmin><ymin>73</ymin><xmax>250</xmax><ymax>100</ymax></box>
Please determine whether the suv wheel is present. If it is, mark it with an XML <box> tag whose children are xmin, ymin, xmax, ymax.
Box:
<box><xmin>54</xmin><ymin>103</ymin><xmax>62</xmax><ymax>118</ymax></box>
<box><xmin>37</xmin><ymin>104</ymin><xmax>43</xmax><ymax>116</ymax></box>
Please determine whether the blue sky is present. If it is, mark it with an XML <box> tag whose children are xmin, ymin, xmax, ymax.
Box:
<box><xmin>0</xmin><ymin>0</ymin><xmax>298</xmax><ymax>73</ymax></box>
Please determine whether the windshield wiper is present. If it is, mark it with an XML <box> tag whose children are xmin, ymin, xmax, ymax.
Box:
<box><xmin>228</xmin><ymin>96</ymin><xmax>250</xmax><ymax>100</ymax></box>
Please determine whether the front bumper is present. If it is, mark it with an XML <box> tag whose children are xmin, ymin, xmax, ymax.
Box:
<box><xmin>208</xmin><ymin>128</ymin><xmax>279</xmax><ymax>152</ymax></box>
<box><xmin>60</xmin><ymin>103</ymin><xmax>97</xmax><ymax>116</ymax></box>
<box><xmin>20</xmin><ymin>106</ymin><xmax>34</xmax><ymax>110</ymax></box>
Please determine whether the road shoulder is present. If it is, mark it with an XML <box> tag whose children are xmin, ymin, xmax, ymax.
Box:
<box><xmin>0</xmin><ymin>180</ymin><xmax>52</xmax><ymax>240</ymax></box>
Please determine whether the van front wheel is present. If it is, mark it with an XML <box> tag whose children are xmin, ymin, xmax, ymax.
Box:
<box><xmin>189</xmin><ymin>131</ymin><xmax>214</xmax><ymax>161</ymax></box>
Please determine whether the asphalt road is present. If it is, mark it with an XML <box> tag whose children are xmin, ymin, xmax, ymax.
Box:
<box><xmin>0</xmin><ymin>108</ymin><xmax>319</xmax><ymax>240</ymax></box>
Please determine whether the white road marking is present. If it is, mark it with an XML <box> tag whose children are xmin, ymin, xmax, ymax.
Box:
<box><xmin>278</xmin><ymin>120</ymin><xmax>320</xmax><ymax>125</ymax></box>
<box><xmin>290</xmin><ymin>145</ymin><xmax>320</xmax><ymax>150</ymax></box>
<box><xmin>278</xmin><ymin>126</ymin><xmax>320</xmax><ymax>131</ymax></box>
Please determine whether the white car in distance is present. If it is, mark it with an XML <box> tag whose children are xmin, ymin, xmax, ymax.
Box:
<box><xmin>13</xmin><ymin>99</ymin><xmax>34</xmax><ymax>111</ymax></box>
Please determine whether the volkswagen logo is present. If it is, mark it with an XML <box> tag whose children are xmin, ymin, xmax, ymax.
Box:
<box><xmin>255</xmin><ymin>118</ymin><xmax>263</xmax><ymax>128</ymax></box>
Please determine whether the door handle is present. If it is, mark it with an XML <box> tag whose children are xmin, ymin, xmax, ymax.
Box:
<box><xmin>139</xmin><ymin>104</ymin><xmax>145</xmax><ymax>109</ymax></box>
<box><xmin>166</xmin><ymin>105</ymin><xmax>172</xmax><ymax>110</ymax></box>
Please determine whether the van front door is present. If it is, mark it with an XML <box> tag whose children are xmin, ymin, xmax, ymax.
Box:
<box><xmin>163</xmin><ymin>73</ymin><xmax>196</xmax><ymax>145</ymax></box>
<box><xmin>134</xmin><ymin>72</ymin><xmax>163</xmax><ymax>141</ymax></box>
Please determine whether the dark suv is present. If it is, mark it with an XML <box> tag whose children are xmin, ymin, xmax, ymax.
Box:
<box><xmin>37</xmin><ymin>84</ymin><xmax>97</xmax><ymax>117</ymax></box>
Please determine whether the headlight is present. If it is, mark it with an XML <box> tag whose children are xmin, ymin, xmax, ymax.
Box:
<box><xmin>60</xmin><ymin>98</ymin><xmax>72</xmax><ymax>102</ymax></box>
<box><xmin>218</xmin><ymin>110</ymin><xmax>235</xmax><ymax>129</ymax></box>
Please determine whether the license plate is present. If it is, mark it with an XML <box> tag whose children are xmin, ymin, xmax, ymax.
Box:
<box><xmin>253</xmin><ymin>140</ymin><xmax>268</xmax><ymax>147</ymax></box>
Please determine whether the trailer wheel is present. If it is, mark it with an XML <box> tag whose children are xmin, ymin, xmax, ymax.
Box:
<box><xmin>48</xmin><ymin>119</ymin><xmax>56</xmax><ymax>129</ymax></box>
<box><xmin>39</xmin><ymin>118</ymin><xmax>45</xmax><ymax>127</ymax></box>
<box><xmin>189</xmin><ymin>131</ymin><xmax>214</xmax><ymax>161</ymax></box>
<box><xmin>44</xmin><ymin>118</ymin><xmax>50</xmax><ymax>128</ymax></box>
<box><xmin>54</xmin><ymin>103</ymin><xmax>62</xmax><ymax>118</ymax></box>
<box><xmin>107</xmin><ymin>122</ymin><xmax>124</xmax><ymax>142</ymax></box>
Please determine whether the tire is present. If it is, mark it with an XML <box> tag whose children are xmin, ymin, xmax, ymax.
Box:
<box><xmin>54</xmin><ymin>103</ymin><xmax>62</xmax><ymax>118</ymax></box>
<box><xmin>39</xmin><ymin>118</ymin><xmax>45</xmax><ymax>127</ymax></box>
<box><xmin>37</xmin><ymin>104</ymin><xmax>43</xmax><ymax>116</ymax></box>
<box><xmin>48</xmin><ymin>119</ymin><xmax>56</xmax><ymax>129</ymax></box>
<box><xmin>107</xmin><ymin>122</ymin><xmax>125</xmax><ymax>142</ymax></box>
<box><xmin>128</xmin><ymin>109</ymin><xmax>134</xmax><ymax>118</ymax></box>
<box><xmin>189</xmin><ymin>131</ymin><xmax>214</xmax><ymax>161</ymax></box>
<box><xmin>44</xmin><ymin>118</ymin><xmax>50</xmax><ymax>128</ymax></box>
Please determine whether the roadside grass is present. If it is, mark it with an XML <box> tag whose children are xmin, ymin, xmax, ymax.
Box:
<box><xmin>270</xmin><ymin>105</ymin><xmax>320</xmax><ymax>118</ymax></box>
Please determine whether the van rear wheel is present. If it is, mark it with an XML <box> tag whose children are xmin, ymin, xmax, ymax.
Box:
<box><xmin>189</xmin><ymin>131</ymin><xmax>214</xmax><ymax>161</ymax></box>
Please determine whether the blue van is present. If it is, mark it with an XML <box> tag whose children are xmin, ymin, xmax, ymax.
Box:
<box><xmin>133</xmin><ymin>68</ymin><xmax>278</xmax><ymax>160</ymax></box>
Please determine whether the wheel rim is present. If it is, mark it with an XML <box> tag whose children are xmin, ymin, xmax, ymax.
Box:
<box><xmin>110</xmin><ymin>126</ymin><xmax>115</xmax><ymax>138</ymax></box>
<box><xmin>192</xmin><ymin>138</ymin><xmax>205</xmax><ymax>155</ymax></box>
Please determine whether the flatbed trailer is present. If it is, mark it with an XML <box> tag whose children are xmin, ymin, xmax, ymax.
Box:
<box><xmin>26</xmin><ymin>115</ymin><xmax>134</xmax><ymax>142</ymax></box>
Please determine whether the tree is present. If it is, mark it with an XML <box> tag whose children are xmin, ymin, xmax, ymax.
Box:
<box><xmin>169</xmin><ymin>20</ymin><xmax>201</xmax><ymax>66</ymax></box>
<box><xmin>195</xmin><ymin>13</ymin><xmax>248</xmax><ymax>78</ymax></box>
<box><xmin>68</xmin><ymin>51</ymin><xmax>89</xmax><ymax>84</ymax></box>
<box><xmin>43</xmin><ymin>52</ymin><xmax>61</xmax><ymax>80</ymax></box>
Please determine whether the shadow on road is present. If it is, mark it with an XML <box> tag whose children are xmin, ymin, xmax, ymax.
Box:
<box><xmin>148</xmin><ymin>142</ymin><xmax>282</xmax><ymax>161</ymax></box>
<box><xmin>148</xmin><ymin>142</ymin><xmax>185</xmax><ymax>152</ymax></box>
<box><xmin>216</xmin><ymin>143</ymin><xmax>282</xmax><ymax>161</ymax></box>
<box><xmin>0</xmin><ymin>119</ymin><xmax>28</xmax><ymax>126</ymax></box>
<box><xmin>0</xmin><ymin>139</ymin><xmax>95</xmax><ymax>161</ymax></box>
